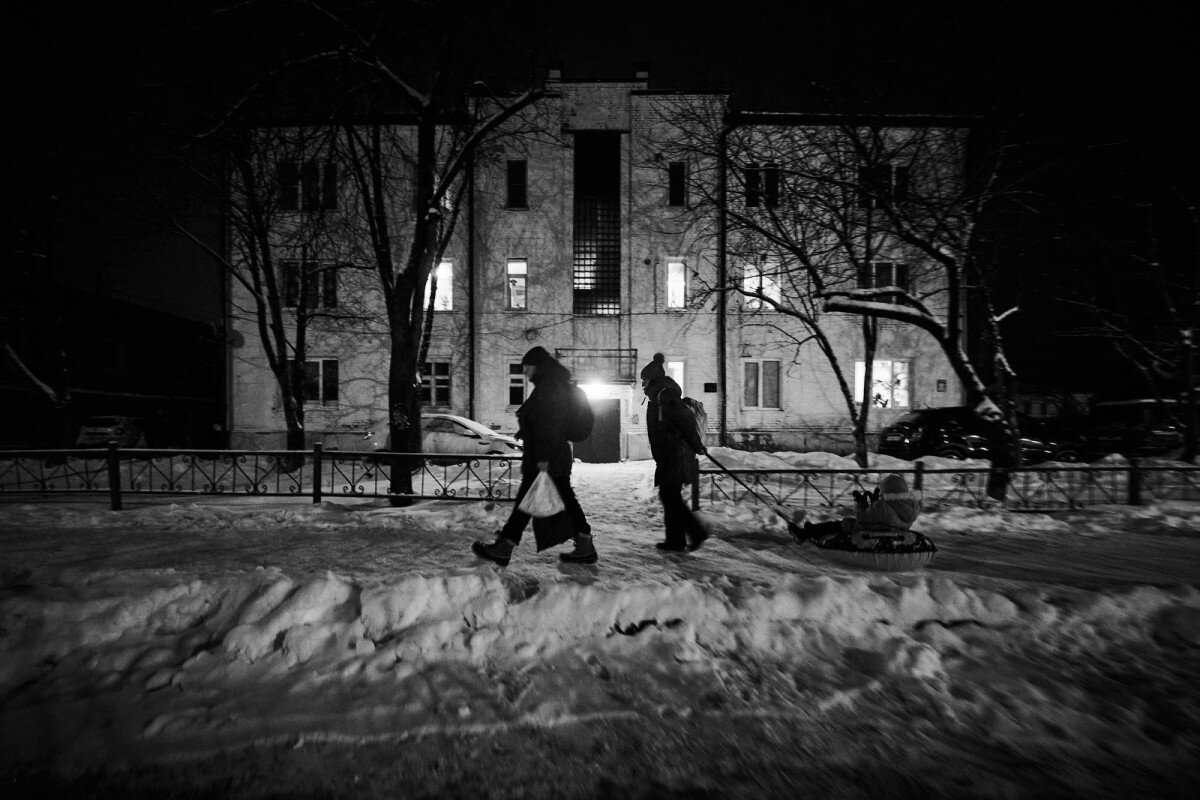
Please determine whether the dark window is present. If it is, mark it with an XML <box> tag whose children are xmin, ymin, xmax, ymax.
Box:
<box><xmin>861</xmin><ymin>262</ymin><xmax>910</xmax><ymax>303</ymax></box>
<box><xmin>322</xmin><ymin>162</ymin><xmax>338</xmax><ymax>210</ymax></box>
<box><xmin>508</xmin><ymin>363</ymin><xmax>526</xmax><ymax>406</ymax></box>
<box><xmin>278</xmin><ymin>161</ymin><xmax>300</xmax><ymax>210</ymax></box>
<box><xmin>667</xmin><ymin>161</ymin><xmax>687</xmax><ymax>206</ymax></box>
<box><xmin>763</xmin><ymin>165</ymin><xmax>779</xmax><ymax>207</ymax></box>
<box><xmin>279</xmin><ymin>160</ymin><xmax>337</xmax><ymax>212</ymax></box>
<box><xmin>282</xmin><ymin>261</ymin><xmax>338</xmax><ymax>308</ymax></box>
<box><xmin>506</xmin><ymin>160</ymin><xmax>528</xmax><ymax>208</ymax></box>
<box><xmin>293</xmin><ymin>359</ymin><xmax>338</xmax><ymax>403</ymax></box>
<box><xmin>573</xmin><ymin>132</ymin><xmax>621</xmax><ymax>315</ymax></box>
<box><xmin>858</xmin><ymin>164</ymin><xmax>907</xmax><ymax>209</ymax></box>
<box><xmin>421</xmin><ymin>361</ymin><xmax>451</xmax><ymax>406</ymax></box>
<box><xmin>745</xmin><ymin>163</ymin><xmax>761</xmax><ymax>207</ymax></box>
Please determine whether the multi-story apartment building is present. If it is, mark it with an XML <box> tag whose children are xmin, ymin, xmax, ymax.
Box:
<box><xmin>226</xmin><ymin>71</ymin><xmax>967</xmax><ymax>460</ymax></box>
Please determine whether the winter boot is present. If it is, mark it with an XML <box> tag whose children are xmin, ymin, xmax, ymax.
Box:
<box><xmin>687</xmin><ymin>520</ymin><xmax>710</xmax><ymax>551</ymax></box>
<box><xmin>559</xmin><ymin>533</ymin><xmax>598</xmax><ymax>564</ymax></box>
<box><xmin>794</xmin><ymin>519</ymin><xmax>843</xmax><ymax>544</ymax></box>
<box><xmin>473</xmin><ymin>534</ymin><xmax>516</xmax><ymax>567</ymax></box>
<box><xmin>656</xmin><ymin>541</ymin><xmax>687</xmax><ymax>552</ymax></box>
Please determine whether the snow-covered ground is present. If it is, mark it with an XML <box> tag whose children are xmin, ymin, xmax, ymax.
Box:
<box><xmin>2</xmin><ymin>448</ymin><xmax>1199</xmax><ymax>798</ymax></box>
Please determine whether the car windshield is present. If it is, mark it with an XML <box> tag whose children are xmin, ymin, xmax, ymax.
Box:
<box><xmin>894</xmin><ymin>412</ymin><xmax>928</xmax><ymax>425</ymax></box>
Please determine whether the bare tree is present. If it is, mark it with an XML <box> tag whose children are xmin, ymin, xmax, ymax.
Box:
<box><xmin>199</xmin><ymin>0</ymin><xmax>546</xmax><ymax>499</ymax></box>
<box><xmin>649</xmin><ymin>98</ymin><xmax>1013</xmax><ymax>470</ymax></box>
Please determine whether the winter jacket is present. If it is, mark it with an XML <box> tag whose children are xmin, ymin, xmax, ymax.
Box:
<box><xmin>854</xmin><ymin>489</ymin><xmax>921</xmax><ymax>533</ymax></box>
<box><xmin>645</xmin><ymin>375</ymin><xmax>703</xmax><ymax>486</ymax></box>
<box><xmin>515</xmin><ymin>357</ymin><xmax>575</xmax><ymax>477</ymax></box>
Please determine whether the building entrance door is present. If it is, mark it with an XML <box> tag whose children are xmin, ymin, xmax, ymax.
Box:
<box><xmin>573</xmin><ymin>398</ymin><xmax>620</xmax><ymax>463</ymax></box>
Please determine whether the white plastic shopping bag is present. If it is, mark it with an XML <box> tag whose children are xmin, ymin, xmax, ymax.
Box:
<box><xmin>518</xmin><ymin>468</ymin><xmax>565</xmax><ymax>518</ymax></box>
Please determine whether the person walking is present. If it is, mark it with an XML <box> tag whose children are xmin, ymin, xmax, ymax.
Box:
<box><xmin>641</xmin><ymin>353</ymin><xmax>709</xmax><ymax>552</ymax></box>
<box><xmin>472</xmin><ymin>346</ymin><xmax>596</xmax><ymax>566</ymax></box>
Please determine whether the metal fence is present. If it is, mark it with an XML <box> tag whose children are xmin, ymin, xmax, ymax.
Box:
<box><xmin>0</xmin><ymin>444</ymin><xmax>520</xmax><ymax>510</ymax></box>
<box><xmin>695</xmin><ymin>460</ymin><xmax>1200</xmax><ymax>512</ymax></box>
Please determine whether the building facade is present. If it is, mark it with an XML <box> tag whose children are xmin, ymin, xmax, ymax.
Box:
<box><xmin>226</xmin><ymin>75</ymin><xmax>967</xmax><ymax>459</ymax></box>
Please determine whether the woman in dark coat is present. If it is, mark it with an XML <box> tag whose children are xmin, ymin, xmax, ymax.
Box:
<box><xmin>472</xmin><ymin>346</ymin><xmax>595</xmax><ymax>566</ymax></box>
<box><xmin>642</xmin><ymin>353</ymin><xmax>709</xmax><ymax>552</ymax></box>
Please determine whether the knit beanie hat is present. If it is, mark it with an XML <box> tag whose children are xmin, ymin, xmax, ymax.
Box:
<box><xmin>880</xmin><ymin>473</ymin><xmax>909</xmax><ymax>495</ymax></box>
<box><xmin>640</xmin><ymin>352</ymin><xmax>666</xmax><ymax>381</ymax></box>
<box><xmin>522</xmin><ymin>346</ymin><xmax>551</xmax><ymax>366</ymax></box>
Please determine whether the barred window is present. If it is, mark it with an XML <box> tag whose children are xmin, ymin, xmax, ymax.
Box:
<box><xmin>573</xmin><ymin>132</ymin><xmax>621</xmax><ymax>315</ymax></box>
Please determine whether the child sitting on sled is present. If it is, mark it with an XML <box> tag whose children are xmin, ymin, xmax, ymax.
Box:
<box><xmin>796</xmin><ymin>472</ymin><xmax>921</xmax><ymax>549</ymax></box>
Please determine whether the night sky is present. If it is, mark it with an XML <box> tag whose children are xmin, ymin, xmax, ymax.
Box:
<box><xmin>7</xmin><ymin>0</ymin><xmax>1198</xmax><ymax>394</ymax></box>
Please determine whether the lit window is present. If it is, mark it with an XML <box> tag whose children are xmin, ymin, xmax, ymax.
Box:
<box><xmin>291</xmin><ymin>359</ymin><xmax>339</xmax><ymax>404</ymax></box>
<box><xmin>854</xmin><ymin>360</ymin><xmax>910</xmax><ymax>408</ymax></box>
<box><xmin>666</xmin><ymin>261</ymin><xmax>687</xmax><ymax>309</ymax></box>
<box><xmin>508</xmin><ymin>363</ymin><xmax>526</xmax><ymax>406</ymax></box>
<box><xmin>742</xmin><ymin>260</ymin><xmax>781</xmax><ymax>310</ymax></box>
<box><xmin>421</xmin><ymin>361</ymin><xmax>451</xmax><ymax>407</ymax></box>
<box><xmin>424</xmin><ymin>260</ymin><xmax>453</xmax><ymax>311</ymax></box>
<box><xmin>507</xmin><ymin>259</ymin><xmax>527</xmax><ymax>310</ymax></box>
<box><xmin>742</xmin><ymin>360</ymin><xmax>781</xmax><ymax>408</ymax></box>
<box><xmin>666</xmin><ymin>361</ymin><xmax>684</xmax><ymax>389</ymax></box>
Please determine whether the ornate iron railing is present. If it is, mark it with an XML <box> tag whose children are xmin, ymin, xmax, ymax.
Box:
<box><xmin>0</xmin><ymin>444</ymin><xmax>519</xmax><ymax>509</ymax></box>
<box><xmin>695</xmin><ymin>460</ymin><xmax>1200</xmax><ymax>512</ymax></box>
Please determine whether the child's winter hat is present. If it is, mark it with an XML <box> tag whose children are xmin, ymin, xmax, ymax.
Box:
<box><xmin>880</xmin><ymin>473</ymin><xmax>909</xmax><ymax>495</ymax></box>
<box><xmin>522</xmin><ymin>346</ymin><xmax>551</xmax><ymax>366</ymax></box>
<box><xmin>640</xmin><ymin>352</ymin><xmax>666</xmax><ymax>381</ymax></box>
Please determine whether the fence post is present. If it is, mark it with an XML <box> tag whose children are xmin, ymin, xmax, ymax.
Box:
<box><xmin>312</xmin><ymin>442</ymin><xmax>323</xmax><ymax>504</ymax></box>
<box><xmin>691</xmin><ymin>456</ymin><xmax>701</xmax><ymax>511</ymax></box>
<box><xmin>912</xmin><ymin>461</ymin><xmax>926</xmax><ymax>493</ymax></box>
<box><xmin>1128</xmin><ymin>457</ymin><xmax>1141</xmax><ymax>506</ymax></box>
<box><xmin>107</xmin><ymin>443</ymin><xmax>123</xmax><ymax>511</ymax></box>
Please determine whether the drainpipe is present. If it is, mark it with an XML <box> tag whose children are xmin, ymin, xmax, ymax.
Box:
<box><xmin>717</xmin><ymin>118</ymin><xmax>732</xmax><ymax>447</ymax></box>
<box><xmin>467</xmin><ymin>151</ymin><xmax>476</xmax><ymax>419</ymax></box>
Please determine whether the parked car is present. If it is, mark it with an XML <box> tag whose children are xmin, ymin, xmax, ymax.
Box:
<box><xmin>420</xmin><ymin>414</ymin><xmax>523</xmax><ymax>461</ymax></box>
<box><xmin>75</xmin><ymin>416</ymin><xmax>147</xmax><ymax>448</ymax></box>
<box><xmin>365</xmin><ymin>414</ymin><xmax>522</xmax><ymax>463</ymax></box>
<box><xmin>877</xmin><ymin>406</ymin><xmax>1086</xmax><ymax>464</ymax></box>
<box><xmin>1083</xmin><ymin>399</ymin><xmax>1186</xmax><ymax>458</ymax></box>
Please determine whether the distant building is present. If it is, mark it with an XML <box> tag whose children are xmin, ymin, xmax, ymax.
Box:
<box><xmin>227</xmin><ymin>72</ymin><xmax>968</xmax><ymax>459</ymax></box>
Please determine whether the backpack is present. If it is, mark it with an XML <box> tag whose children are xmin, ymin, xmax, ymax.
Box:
<box><xmin>566</xmin><ymin>384</ymin><xmax>595</xmax><ymax>442</ymax></box>
<box><xmin>678</xmin><ymin>396</ymin><xmax>709</xmax><ymax>452</ymax></box>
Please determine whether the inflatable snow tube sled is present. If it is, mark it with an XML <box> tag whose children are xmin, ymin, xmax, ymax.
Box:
<box><xmin>809</xmin><ymin>530</ymin><xmax>937</xmax><ymax>572</ymax></box>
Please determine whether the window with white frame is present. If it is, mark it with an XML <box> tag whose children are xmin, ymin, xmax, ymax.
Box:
<box><xmin>421</xmin><ymin>361</ymin><xmax>451</xmax><ymax>407</ymax></box>
<box><xmin>282</xmin><ymin>261</ymin><xmax>338</xmax><ymax>308</ymax></box>
<box><xmin>742</xmin><ymin>359</ymin><xmax>781</xmax><ymax>408</ymax></box>
<box><xmin>742</xmin><ymin>260</ymin><xmax>781</xmax><ymax>310</ymax></box>
<box><xmin>666</xmin><ymin>261</ymin><xmax>687</xmax><ymax>309</ymax></box>
<box><xmin>506</xmin><ymin>259</ymin><xmax>527</xmax><ymax>310</ymax></box>
<box><xmin>507</xmin><ymin>363</ymin><xmax>526</xmax><ymax>406</ymax></box>
<box><xmin>854</xmin><ymin>359</ymin><xmax>910</xmax><ymax>408</ymax></box>
<box><xmin>291</xmin><ymin>359</ymin><xmax>339</xmax><ymax>404</ymax></box>
<box><xmin>423</xmin><ymin>260</ymin><xmax>453</xmax><ymax>311</ymax></box>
